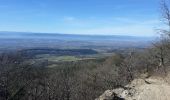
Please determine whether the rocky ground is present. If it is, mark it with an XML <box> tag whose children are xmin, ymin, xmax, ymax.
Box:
<box><xmin>96</xmin><ymin>76</ymin><xmax>170</xmax><ymax>100</ymax></box>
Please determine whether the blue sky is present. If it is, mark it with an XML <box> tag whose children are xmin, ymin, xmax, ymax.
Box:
<box><xmin>0</xmin><ymin>0</ymin><xmax>164</xmax><ymax>36</ymax></box>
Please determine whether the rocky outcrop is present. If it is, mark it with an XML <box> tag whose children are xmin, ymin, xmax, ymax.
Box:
<box><xmin>96</xmin><ymin>77</ymin><xmax>170</xmax><ymax>100</ymax></box>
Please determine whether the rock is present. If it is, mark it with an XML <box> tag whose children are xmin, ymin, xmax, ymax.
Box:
<box><xmin>96</xmin><ymin>77</ymin><xmax>170</xmax><ymax>100</ymax></box>
<box><xmin>95</xmin><ymin>89</ymin><xmax>125</xmax><ymax>100</ymax></box>
<box><xmin>95</xmin><ymin>88</ymin><xmax>135</xmax><ymax>100</ymax></box>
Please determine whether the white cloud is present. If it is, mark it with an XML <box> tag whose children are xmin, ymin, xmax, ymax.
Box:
<box><xmin>61</xmin><ymin>25</ymin><xmax>155</xmax><ymax>36</ymax></box>
<box><xmin>12</xmin><ymin>16</ymin><xmax>161</xmax><ymax>36</ymax></box>
<box><xmin>63</xmin><ymin>17</ymin><xmax>76</xmax><ymax>22</ymax></box>
<box><xmin>58</xmin><ymin>17</ymin><xmax>162</xmax><ymax>36</ymax></box>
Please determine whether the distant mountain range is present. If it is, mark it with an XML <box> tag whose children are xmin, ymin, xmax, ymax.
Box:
<box><xmin>0</xmin><ymin>31</ymin><xmax>154</xmax><ymax>41</ymax></box>
<box><xmin>0</xmin><ymin>31</ymin><xmax>155</xmax><ymax>52</ymax></box>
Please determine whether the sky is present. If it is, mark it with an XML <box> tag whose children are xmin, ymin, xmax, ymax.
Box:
<box><xmin>0</xmin><ymin>0</ymin><xmax>165</xmax><ymax>36</ymax></box>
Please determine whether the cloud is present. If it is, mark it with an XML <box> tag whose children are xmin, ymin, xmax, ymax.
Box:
<box><xmin>2</xmin><ymin>16</ymin><xmax>160</xmax><ymax>37</ymax></box>
<box><xmin>58</xmin><ymin>18</ymin><xmax>161</xmax><ymax>36</ymax></box>
<box><xmin>61</xmin><ymin>26</ymin><xmax>154</xmax><ymax>36</ymax></box>
<box><xmin>62</xmin><ymin>16</ymin><xmax>91</xmax><ymax>27</ymax></box>
<box><xmin>63</xmin><ymin>17</ymin><xmax>76</xmax><ymax>22</ymax></box>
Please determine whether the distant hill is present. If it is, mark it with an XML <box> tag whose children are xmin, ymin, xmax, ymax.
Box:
<box><xmin>0</xmin><ymin>31</ymin><xmax>154</xmax><ymax>41</ymax></box>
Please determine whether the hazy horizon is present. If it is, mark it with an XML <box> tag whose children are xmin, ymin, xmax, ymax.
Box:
<box><xmin>0</xmin><ymin>31</ymin><xmax>156</xmax><ymax>38</ymax></box>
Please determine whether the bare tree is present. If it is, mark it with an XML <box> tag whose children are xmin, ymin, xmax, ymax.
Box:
<box><xmin>161</xmin><ymin>0</ymin><xmax>170</xmax><ymax>32</ymax></box>
<box><xmin>150</xmin><ymin>0</ymin><xmax>170</xmax><ymax>74</ymax></box>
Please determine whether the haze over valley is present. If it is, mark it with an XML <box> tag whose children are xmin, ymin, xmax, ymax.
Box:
<box><xmin>0</xmin><ymin>31</ymin><xmax>153</xmax><ymax>53</ymax></box>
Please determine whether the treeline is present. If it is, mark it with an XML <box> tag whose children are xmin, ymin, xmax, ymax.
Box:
<box><xmin>0</xmin><ymin>52</ymin><xmax>125</xmax><ymax>100</ymax></box>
